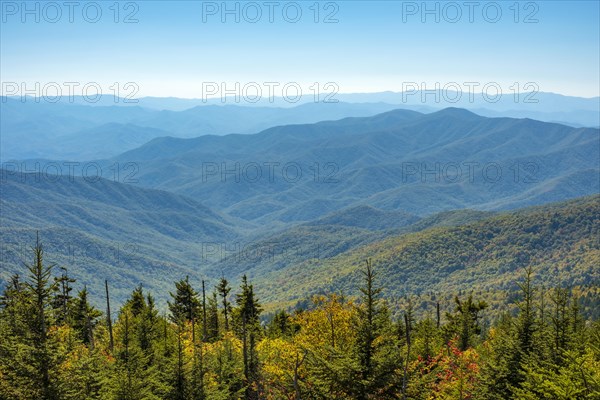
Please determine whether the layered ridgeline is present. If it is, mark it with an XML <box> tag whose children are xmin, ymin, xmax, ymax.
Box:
<box><xmin>1</xmin><ymin>98</ymin><xmax>403</xmax><ymax>160</ymax></box>
<box><xmin>2</xmin><ymin>107</ymin><xmax>599</xmax><ymax>309</ymax></box>
<box><xmin>0</xmin><ymin>165</ymin><xmax>498</xmax><ymax>308</ymax></box>
<box><xmin>0</xmin><ymin>169</ymin><xmax>248</xmax><ymax>303</ymax></box>
<box><xmin>2</xmin><ymin>159</ymin><xmax>598</xmax><ymax>316</ymax></box>
<box><xmin>238</xmin><ymin>195</ymin><xmax>599</xmax><ymax>317</ymax></box>
<box><xmin>3</xmin><ymin>91</ymin><xmax>598</xmax><ymax>161</ymax></box>
<box><xmin>107</xmin><ymin>108</ymin><xmax>599</xmax><ymax>224</ymax></box>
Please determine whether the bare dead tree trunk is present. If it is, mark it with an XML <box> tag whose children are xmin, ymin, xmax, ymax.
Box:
<box><xmin>105</xmin><ymin>280</ymin><xmax>114</xmax><ymax>352</ymax></box>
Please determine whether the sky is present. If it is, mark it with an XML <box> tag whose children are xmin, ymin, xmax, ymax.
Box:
<box><xmin>1</xmin><ymin>0</ymin><xmax>599</xmax><ymax>99</ymax></box>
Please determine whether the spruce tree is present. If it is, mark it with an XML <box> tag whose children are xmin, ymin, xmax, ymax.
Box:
<box><xmin>235</xmin><ymin>275</ymin><xmax>262</xmax><ymax>400</ymax></box>
<box><xmin>168</xmin><ymin>276</ymin><xmax>201</xmax><ymax>324</ymax></box>
<box><xmin>52</xmin><ymin>267</ymin><xmax>75</xmax><ymax>325</ymax></box>
<box><xmin>24</xmin><ymin>235</ymin><xmax>59</xmax><ymax>399</ymax></box>
<box><xmin>354</xmin><ymin>260</ymin><xmax>399</xmax><ymax>399</ymax></box>
<box><xmin>72</xmin><ymin>286</ymin><xmax>102</xmax><ymax>347</ymax></box>
<box><xmin>444</xmin><ymin>294</ymin><xmax>488</xmax><ymax>351</ymax></box>
<box><xmin>217</xmin><ymin>277</ymin><xmax>233</xmax><ymax>331</ymax></box>
<box><xmin>356</xmin><ymin>259</ymin><xmax>382</xmax><ymax>384</ymax></box>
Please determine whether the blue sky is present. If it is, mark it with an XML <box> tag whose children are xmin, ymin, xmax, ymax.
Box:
<box><xmin>1</xmin><ymin>1</ymin><xmax>599</xmax><ymax>98</ymax></box>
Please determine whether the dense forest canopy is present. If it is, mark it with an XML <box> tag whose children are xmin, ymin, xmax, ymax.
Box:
<box><xmin>1</xmin><ymin>236</ymin><xmax>598</xmax><ymax>399</ymax></box>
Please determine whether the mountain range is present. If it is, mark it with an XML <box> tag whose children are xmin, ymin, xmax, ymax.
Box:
<box><xmin>2</xmin><ymin>91</ymin><xmax>598</xmax><ymax>161</ymax></box>
<box><xmin>105</xmin><ymin>108</ymin><xmax>599</xmax><ymax>225</ymax></box>
<box><xmin>0</xmin><ymin>99</ymin><xmax>401</xmax><ymax>160</ymax></box>
<box><xmin>1</xmin><ymin>106</ymin><xmax>598</xmax><ymax>310</ymax></box>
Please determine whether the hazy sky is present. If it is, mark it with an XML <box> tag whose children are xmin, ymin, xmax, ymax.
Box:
<box><xmin>1</xmin><ymin>1</ymin><xmax>599</xmax><ymax>98</ymax></box>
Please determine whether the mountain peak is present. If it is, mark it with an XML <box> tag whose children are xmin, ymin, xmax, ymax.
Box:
<box><xmin>431</xmin><ymin>107</ymin><xmax>481</xmax><ymax>119</ymax></box>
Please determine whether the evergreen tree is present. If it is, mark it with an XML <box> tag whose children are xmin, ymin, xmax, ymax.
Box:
<box><xmin>128</xmin><ymin>284</ymin><xmax>146</xmax><ymax>318</ymax></box>
<box><xmin>0</xmin><ymin>274</ymin><xmax>29</xmax><ymax>337</ymax></box>
<box><xmin>207</xmin><ymin>291</ymin><xmax>220</xmax><ymax>341</ymax></box>
<box><xmin>168</xmin><ymin>276</ymin><xmax>201</xmax><ymax>324</ymax></box>
<box><xmin>0</xmin><ymin>274</ymin><xmax>37</xmax><ymax>399</ymax></box>
<box><xmin>217</xmin><ymin>277</ymin><xmax>233</xmax><ymax>332</ymax></box>
<box><xmin>72</xmin><ymin>286</ymin><xmax>102</xmax><ymax>347</ymax></box>
<box><xmin>444</xmin><ymin>294</ymin><xmax>488</xmax><ymax>351</ymax></box>
<box><xmin>52</xmin><ymin>267</ymin><xmax>75</xmax><ymax>325</ymax></box>
<box><xmin>516</xmin><ymin>267</ymin><xmax>537</xmax><ymax>357</ymax></box>
<box><xmin>355</xmin><ymin>259</ymin><xmax>382</xmax><ymax>397</ymax></box>
<box><xmin>354</xmin><ymin>260</ymin><xmax>399</xmax><ymax>399</ymax></box>
<box><xmin>24</xmin><ymin>236</ymin><xmax>59</xmax><ymax>399</ymax></box>
<box><xmin>138</xmin><ymin>293</ymin><xmax>159</xmax><ymax>354</ymax></box>
<box><xmin>234</xmin><ymin>275</ymin><xmax>262</xmax><ymax>400</ymax></box>
<box><xmin>550</xmin><ymin>286</ymin><xmax>571</xmax><ymax>363</ymax></box>
<box><xmin>266</xmin><ymin>310</ymin><xmax>296</xmax><ymax>338</ymax></box>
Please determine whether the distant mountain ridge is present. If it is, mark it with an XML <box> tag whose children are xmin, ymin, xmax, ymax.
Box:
<box><xmin>104</xmin><ymin>108</ymin><xmax>599</xmax><ymax>225</ymax></box>
<box><xmin>3</xmin><ymin>91</ymin><xmax>599</xmax><ymax>160</ymax></box>
<box><xmin>0</xmin><ymin>99</ymin><xmax>403</xmax><ymax>160</ymax></box>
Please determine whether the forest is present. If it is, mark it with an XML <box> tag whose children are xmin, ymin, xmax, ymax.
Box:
<box><xmin>1</xmin><ymin>238</ymin><xmax>599</xmax><ymax>400</ymax></box>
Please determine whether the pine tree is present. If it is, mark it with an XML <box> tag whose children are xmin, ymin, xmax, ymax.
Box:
<box><xmin>445</xmin><ymin>294</ymin><xmax>488</xmax><ymax>351</ymax></box>
<box><xmin>202</xmin><ymin>280</ymin><xmax>208</xmax><ymax>341</ymax></box>
<box><xmin>168</xmin><ymin>276</ymin><xmax>201</xmax><ymax>324</ymax></box>
<box><xmin>128</xmin><ymin>284</ymin><xmax>146</xmax><ymax>317</ymax></box>
<box><xmin>72</xmin><ymin>286</ymin><xmax>102</xmax><ymax>348</ymax></box>
<box><xmin>355</xmin><ymin>260</ymin><xmax>382</xmax><ymax>386</ymax></box>
<box><xmin>550</xmin><ymin>286</ymin><xmax>570</xmax><ymax>363</ymax></box>
<box><xmin>0</xmin><ymin>274</ymin><xmax>29</xmax><ymax>337</ymax></box>
<box><xmin>516</xmin><ymin>267</ymin><xmax>537</xmax><ymax>356</ymax></box>
<box><xmin>354</xmin><ymin>260</ymin><xmax>399</xmax><ymax>399</ymax></box>
<box><xmin>52</xmin><ymin>267</ymin><xmax>75</xmax><ymax>325</ymax></box>
<box><xmin>217</xmin><ymin>277</ymin><xmax>233</xmax><ymax>332</ymax></box>
<box><xmin>173</xmin><ymin>324</ymin><xmax>187</xmax><ymax>400</ymax></box>
<box><xmin>207</xmin><ymin>290</ymin><xmax>220</xmax><ymax>341</ymax></box>
<box><xmin>415</xmin><ymin>315</ymin><xmax>440</xmax><ymax>361</ymax></box>
<box><xmin>138</xmin><ymin>293</ymin><xmax>159</xmax><ymax>354</ymax></box>
<box><xmin>105</xmin><ymin>290</ymin><xmax>165</xmax><ymax>400</ymax></box>
<box><xmin>235</xmin><ymin>275</ymin><xmax>262</xmax><ymax>400</ymax></box>
<box><xmin>24</xmin><ymin>235</ymin><xmax>59</xmax><ymax>399</ymax></box>
<box><xmin>266</xmin><ymin>310</ymin><xmax>295</xmax><ymax>338</ymax></box>
<box><xmin>0</xmin><ymin>274</ymin><xmax>37</xmax><ymax>399</ymax></box>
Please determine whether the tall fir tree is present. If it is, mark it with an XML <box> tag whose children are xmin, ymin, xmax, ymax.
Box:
<box><xmin>72</xmin><ymin>286</ymin><xmax>102</xmax><ymax>348</ymax></box>
<box><xmin>235</xmin><ymin>275</ymin><xmax>262</xmax><ymax>400</ymax></box>
<box><xmin>444</xmin><ymin>294</ymin><xmax>488</xmax><ymax>351</ymax></box>
<box><xmin>168</xmin><ymin>276</ymin><xmax>201</xmax><ymax>325</ymax></box>
<box><xmin>24</xmin><ymin>235</ymin><xmax>59</xmax><ymax>399</ymax></box>
<box><xmin>217</xmin><ymin>277</ymin><xmax>233</xmax><ymax>332</ymax></box>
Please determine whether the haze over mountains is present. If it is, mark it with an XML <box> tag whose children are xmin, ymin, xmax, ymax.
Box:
<box><xmin>1</xmin><ymin>103</ymin><xmax>598</xmax><ymax>307</ymax></box>
<box><xmin>2</xmin><ymin>91</ymin><xmax>598</xmax><ymax>160</ymax></box>
<box><xmin>108</xmin><ymin>108</ymin><xmax>599</xmax><ymax>225</ymax></box>
<box><xmin>1</xmin><ymin>99</ymin><xmax>401</xmax><ymax>160</ymax></box>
